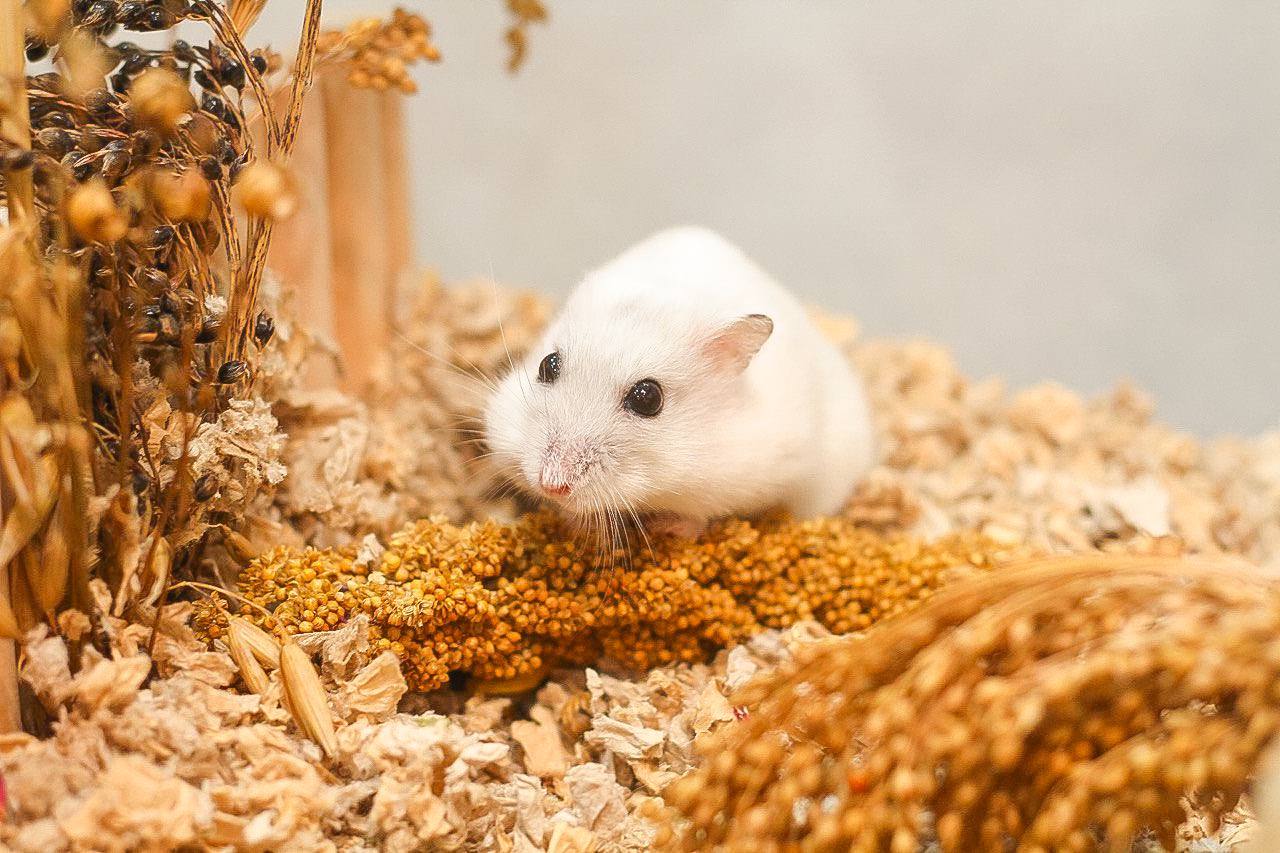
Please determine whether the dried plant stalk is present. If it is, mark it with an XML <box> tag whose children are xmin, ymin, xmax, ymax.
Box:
<box><xmin>661</xmin><ymin>554</ymin><xmax>1280</xmax><ymax>852</ymax></box>
<box><xmin>0</xmin><ymin>0</ymin><xmax>32</xmax><ymax>227</ymax></box>
<box><xmin>229</xmin><ymin>0</ymin><xmax>269</xmax><ymax>36</ymax></box>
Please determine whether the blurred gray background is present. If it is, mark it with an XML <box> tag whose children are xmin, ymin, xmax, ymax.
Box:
<box><xmin>258</xmin><ymin>1</ymin><xmax>1280</xmax><ymax>435</ymax></box>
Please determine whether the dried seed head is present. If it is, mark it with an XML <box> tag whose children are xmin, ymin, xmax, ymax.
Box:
<box><xmin>67</xmin><ymin>178</ymin><xmax>126</xmax><ymax>243</ymax></box>
<box><xmin>128</xmin><ymin>67</ymin><xmax>194</xmax><ymax>135</ymax></box>
<box><xmin>235</xmin><ymin>161</ymin><xmax>297</xmax><ymax>220</ymax></box>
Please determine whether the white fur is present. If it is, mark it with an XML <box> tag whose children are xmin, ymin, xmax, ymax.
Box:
<box><xmin>484</xmin><ymin>226</ymin><xmax>876</xmax><ymax>525</ymax></box>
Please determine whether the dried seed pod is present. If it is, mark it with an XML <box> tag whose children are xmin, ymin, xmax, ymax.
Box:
<box><xmin>194</xmin><ymin>313</ymin><xmax>220</xmax><ymax>344</ymax></box>
<box><xmin>280</xmin><ymin>641</ymin><xmax>338</xmax><ymax>757</ymax></box>
<box><xmin>35</xmin><ymin>128</ymin><xmax>76</xmax><ymax>158</ymax></box>
<box><xmin>128</xmin><ymin>66</ymin><xmax>194</xmax><ymax>135</ymax></box>
<box><xmin>66</xmin><ymin>178</ymin><xmax>127</xmax><ymax>243</ymax></box>
<box><xmin>226</xmin><ymin>618</ymin><xmax>271</xmax><ymax>693</ymax></box>
<box><xmin>235</xmin><ymin>161</ymin><xmax>296</xmax><ymax>220</ymax></box>
<box><xmin>151</xmin><ymin>168</ymin><xmax>210</xmax><ymax>222</ymax></box>
<box><xmin>227</xmin><ymin>615</ymin><xmax>279</xmax><ymax>668</ymax></box>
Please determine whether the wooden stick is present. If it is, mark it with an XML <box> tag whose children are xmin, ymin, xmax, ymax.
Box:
<box><xmin>0</xmin><ymin>0</ymin><xmax>27</xmax><ymax>734</ymax></box>
<box><xmin>319</xmin><ymin>72</ymin><xmax>396</xmax><ymax>393</ymax></box>
<box><xmin>379</xmin><ymin>90</ymin><xmax>413</xmax><ymax>327</ymax></box>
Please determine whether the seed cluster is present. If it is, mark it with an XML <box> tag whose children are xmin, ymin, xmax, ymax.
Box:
<box><xmin>196</xmin><ymin>512</ymin><xmax>1013</xmax><ymax>691</ymax></box>
<box><xmin>1</xmin><ymin>0</ymin><xmax>307</xmax><ymax>627</ymax></box>
<box><xmin>660</xmin><ymin>555</ymin><xmax>1280</xmax><ymax>853</ymax></box>
<box><xmin>315</xmin><ymin>8</ymin><xmax>440</xmax><ymax>94</ymax></box>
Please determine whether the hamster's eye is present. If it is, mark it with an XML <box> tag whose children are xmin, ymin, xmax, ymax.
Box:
<box><xmin>623</xmin><ymin>379</ymin><xmax>663</xmax><ymax>417</ymax></box>
<box><xmin>537</xmin><ymin>351</ymin><xmax>561</xmax><ymax>384</ymax></box>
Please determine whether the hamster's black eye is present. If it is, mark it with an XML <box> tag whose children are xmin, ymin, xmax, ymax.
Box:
<box><xmin>623</xmin><ymin>379</ymin><xmax>663</xmax><ymax>417</ymax></box>
<box><xmin>537</xmin><ymin>351</ymin><xmax>561</xmax><ymax>384</ymax></box>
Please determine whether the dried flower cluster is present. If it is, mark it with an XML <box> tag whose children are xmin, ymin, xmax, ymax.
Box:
<box><xmin>315</xmin><ymin>8</ymin><xmax>440</xmax><ymax>94</ymax></box>
<box><xmin>199</xmin><ymin>511</ymin><xmax>1014</xmax><ymax>692</ymax></box>
<box><xmin>505</xmin><ymin>0</ymin><xmax>548</xmax><ymax>72</ymax></box>
<box><xmin>662</xmin><ymin>554</ymin><xmax>1280</xmax><ymax>852</ymax></box>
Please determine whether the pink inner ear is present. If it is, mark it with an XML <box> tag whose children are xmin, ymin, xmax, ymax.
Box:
<box><xmin>702</xmin><ymin>314</ymin><xmax>774</xmax><ymax>374</ymax></box>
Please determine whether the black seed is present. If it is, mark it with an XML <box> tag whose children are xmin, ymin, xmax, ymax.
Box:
<box><xmin>219</xmin><ymin>58</ymin><xmax>244</xmax><ymax>89</ymax></box>
<box><xmin>42</xmin><ymin>110</ymin><xmax>74</xmax><ymax>129</ymax></box>
<box><xmin>253</xmin><ymin>311</ymin><xmax>274</xmax><ymax>346</ymax></box>
<box><xmin>216</xmin><ymin>360</ymin><xmax>246</xmax><ymax>384</ymax></box>
<box><xmin>101</xmin><ymin>149</ymin><xmax>129</xmax><ymax>181</ymax></box>
<box><xmin>72</xmin><ymin>155</ymin><xmax>96</xmax><ymax>181</ymax></box>
<box><xmin>2</xmin><ymin>149</ymin><xmax>34</xmax><ymax>170</ymax></box>
<box><xmin>198</xmin><ymin>156</ymin><xmax>222</xmax><ymax>181</ymax></box>
<box><xmin>132</xmin><ymin>470</ymin><xmax>150</xmax><ymax>496</ymax></box>
<box><xmin>195</xmin><ymin>314</ymin><xmax>220</xmax><ymax>343</ymax></box>
<box><xmin>250</xmin><ymin>52</ymin><xmax>268</xmax><ymax>75</ymax></box>
<box><xmin>110</xmin><ymin>73</ymin><xmax>131</xmax><ymax>93</ymax></box>
<box><xmin>25</xmin><ymin>41</ymin><xmax>49</xmax><ymax>62</ymax></box>
<box><xmin>194</xmin><ymin>473</ymin><xmax>218</xmax><ymax>502</ymax></box>
<box><xmin>192</xmin><ymin>68</ymin><xmax>215</xmax><ymax>90</ymax></box>
<box><xmin>81</xmin><ymin>1</ymin><xmax>119</xmax><ymax>31</ymax></box>
<box><xmin>145</xmin><ymin>269</ymin><xmax>171</xmax><ymax>291</ymax></box>
<box><xmin>142</xmin><ymin>7</ymin><xmax>172</xmax><ymax>31</ymax></box>
<box><xmin>149</xmin><ymin>224</ymin><xmax>174</xmax><ymax>248</ymax></box>
<box><xmin>214</xmin><ymin>136</ymin><xmax>235</xmax><ymax>164</ymax></box>
<box><xmin>200</xmin><ymin>92</ymin><xmax>225</xmax><ymax>118</ymax></box>
<box><xmin>121</xmin><ymin>49</ymin><xmax>149</xmax><ymax>73</ymax></box>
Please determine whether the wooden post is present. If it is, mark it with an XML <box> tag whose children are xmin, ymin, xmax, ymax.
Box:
<box><xmin>0</xmin><ymin>0</ymin><xmax>30</xmax><ymax>734</ymax></box>
<box><xmin>266</xmin><ymin>73</ymin><xmax>414</xmax><ymax>395</ymax></box>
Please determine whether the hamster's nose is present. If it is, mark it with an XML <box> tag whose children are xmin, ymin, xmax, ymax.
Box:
<box><xmin>540</xmin><ymin>478</ymin><xmax>571</xmax><ymax>497</ymax></box>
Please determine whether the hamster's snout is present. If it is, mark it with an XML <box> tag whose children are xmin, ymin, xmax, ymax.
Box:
<box><xmin>537</xmin><ymin>441</ymin><xmax>594</xmax><ymax>500</ymax></box>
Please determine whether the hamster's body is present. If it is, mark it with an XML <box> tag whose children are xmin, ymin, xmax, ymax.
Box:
<box><xmin>484</xmin><ymin>226</ymin><xmax>875</xmax><ymax>529</ymax></box>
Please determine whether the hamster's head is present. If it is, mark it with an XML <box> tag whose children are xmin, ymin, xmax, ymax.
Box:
<box><xmin>483</xmin><ymin>310</ymin><xmax>773</xmax><ymax>523</ymax></box>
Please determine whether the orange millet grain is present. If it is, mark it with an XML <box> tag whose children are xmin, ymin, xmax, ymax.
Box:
<box><xmin>202</xmin><ymin>511</ymin><xmax>1013</xmax><ymax>691</ymax></box>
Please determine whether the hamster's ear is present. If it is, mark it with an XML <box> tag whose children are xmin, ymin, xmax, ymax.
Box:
<box><xmin>701</xmin><ymin>314</ymin><xmax>773</xmax><ymax>374</ymax></box>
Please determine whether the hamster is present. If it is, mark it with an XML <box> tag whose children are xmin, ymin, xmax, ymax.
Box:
<box><xmin>483</xmin><ymin>226</ymin><xmax>876</xmax><ymax>536</ymax></box>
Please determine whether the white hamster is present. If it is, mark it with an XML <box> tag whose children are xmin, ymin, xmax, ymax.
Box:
<box><xmin>483</xmin><ymin>226</ymin><xmax>876</xmax><ymax>534</ymax></box>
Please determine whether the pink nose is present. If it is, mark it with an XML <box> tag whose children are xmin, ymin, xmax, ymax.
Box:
<box><xmin>541</xmin><ymin>481</ymin><xmax>571</xmax><ymax>497</ymax></box>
